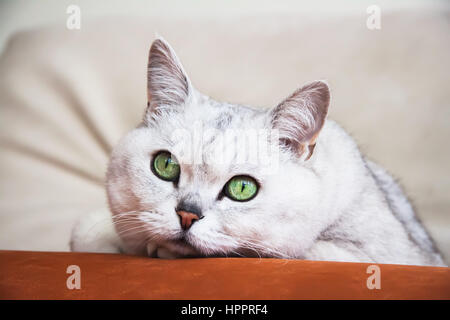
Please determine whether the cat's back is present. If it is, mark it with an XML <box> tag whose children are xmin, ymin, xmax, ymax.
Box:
<box><xmin>366</xmin><ymin>160</ymin><xmax>446</xmax><ymax>266</ymax></box>
<box><xmin>316</xmin><ymin>119</ymin><xmax>446</xmax><ymax>266</ymax></box>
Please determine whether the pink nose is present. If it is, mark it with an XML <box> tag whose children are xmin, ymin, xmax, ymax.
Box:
<box><xmin>176</xmin><ymin>211</ymin><xmax>200</xmax><ymax>230</ymax></box>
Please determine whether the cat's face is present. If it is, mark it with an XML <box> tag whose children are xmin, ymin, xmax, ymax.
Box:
<box><xmin>106</xmin><ymin>39</ymin><xmax>330</xmax><ymax>259</ymax></box>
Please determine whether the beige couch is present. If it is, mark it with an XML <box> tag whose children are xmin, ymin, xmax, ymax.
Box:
<box><xmin>0</xmin><ymin>3</ymin><xmax>448</xmax><ymax>263</ymax></box>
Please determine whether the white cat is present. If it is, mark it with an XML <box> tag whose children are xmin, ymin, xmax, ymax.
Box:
<box><xmin>71</xmin><ymin>38</ymin><xmax>445</xmax><ymax>266</ymax></box>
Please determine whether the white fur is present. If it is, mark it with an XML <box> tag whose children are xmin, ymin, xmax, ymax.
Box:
<box><xmin>71</xmin><ymin>39</ymin><xmax>445</xmax><ymax>266</ymax></box>
<box><xmin>70</xmin><ymin>209</ymin><xmax>123</xmax><ymax>254</ymax></box>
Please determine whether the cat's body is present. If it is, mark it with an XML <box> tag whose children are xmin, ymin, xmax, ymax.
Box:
<box><xmin>71</xmin><ymin>39</ymin><xmax>445</xmax><ymax>266</ymax></box>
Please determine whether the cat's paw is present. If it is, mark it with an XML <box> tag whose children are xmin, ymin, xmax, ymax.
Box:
<box><xmin>70</xmin><ymin>209</ymin><xmax>123</xmax><ymax>254</ymax></box>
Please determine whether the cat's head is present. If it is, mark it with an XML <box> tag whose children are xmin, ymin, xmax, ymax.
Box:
<box><xmin>106</xmin><ymin>38</ymin><xmax>330</xmax><ymax>258</ymax></box>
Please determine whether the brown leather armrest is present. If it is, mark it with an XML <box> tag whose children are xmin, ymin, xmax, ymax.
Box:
<box><xmin>0</xmin><ymin>250</ymin><xmax>448</xmax><ymax>299</ymax></box>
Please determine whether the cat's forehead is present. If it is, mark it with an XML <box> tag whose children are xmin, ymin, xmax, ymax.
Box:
<box><xmin>187</xmin><ymin>97</ymin><xmax>262</xmax><ymax>129</ymax></box>
<box><xmin>159</xmin><ymin>97</ymin><xmax>266</xmax><ymax>137</ymax></box>
<box><xmin>157</xmin><ymin>98</ymin><xmax>270</xmax><ymax>182</ymax></box>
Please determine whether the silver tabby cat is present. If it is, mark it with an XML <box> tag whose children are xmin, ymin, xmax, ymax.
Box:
<box><xmin>71</xmin><ymin>38</ymin><xmax>445</xmax><ymax>266</ymax></box>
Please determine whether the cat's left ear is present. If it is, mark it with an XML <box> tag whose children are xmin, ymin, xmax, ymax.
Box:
<box><xmin>145</xmin><ymin>38</ymin><xmax>193</xmax><ymax>121</ymax></box>
<box><xmin>270</xmin><ymin>80</ymin><xmax>330</xmax><ymax>160</ymax></box>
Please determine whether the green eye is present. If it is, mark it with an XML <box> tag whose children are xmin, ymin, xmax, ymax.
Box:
<box><xmin>152</xmin><ymin>151</ymin><xmax>180</xmax><ymax>181</ymax></box>
<box><xmin>225</xmin><ymin>175</ymin><xmax>258</xmax><ymax>201</ymax></box>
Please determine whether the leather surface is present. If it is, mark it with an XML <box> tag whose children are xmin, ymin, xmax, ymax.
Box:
<box><xmin>0</xmin><ymin>250</ymin><xmax>448</xmax><ymax>299</ymax></box>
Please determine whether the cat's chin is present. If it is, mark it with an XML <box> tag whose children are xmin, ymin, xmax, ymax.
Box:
<box><xmin>146</xmin><ymin>238</ymin><xmax>201</xmax><ymax>259</ymax></box>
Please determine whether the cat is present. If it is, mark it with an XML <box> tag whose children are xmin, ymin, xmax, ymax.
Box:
<box><xmin>70</xmin><ymin>38</ymin><xmax>446</xmax><ymax>266</ymax></box>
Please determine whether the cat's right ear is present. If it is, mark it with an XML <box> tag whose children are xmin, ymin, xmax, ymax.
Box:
<box><xmin>145</xmin><ymin>38</ymin><xmax>192</xmax><ymax>123</ymax></box>
<box><xmin>270</xmin><ymin>80</ymin><xmax>330</xmax><ymax>160</ymax></box>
